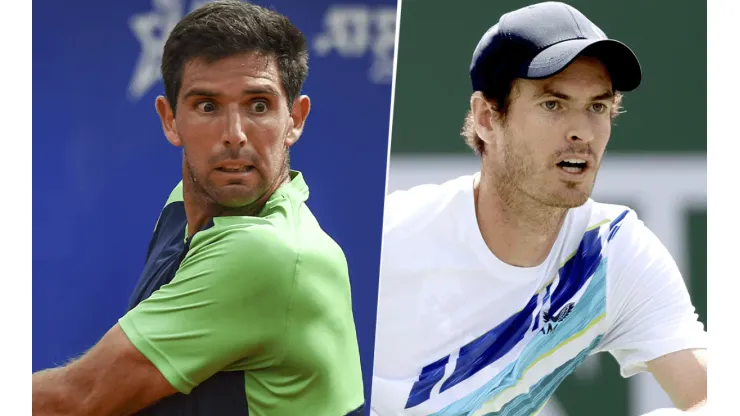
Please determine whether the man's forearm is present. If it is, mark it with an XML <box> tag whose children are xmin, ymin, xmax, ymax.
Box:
<box><xmin>33</xmin><ymin>366</ymin><xmax>85</xmax><ymax>416</ymax></box>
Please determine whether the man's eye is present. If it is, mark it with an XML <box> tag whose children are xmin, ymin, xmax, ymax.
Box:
<box><xmin>541</xmin><ymin>100</ymin><xmax>561</xmax><ymax>111</ymax></box>
<box><xmin>196</xmin><ymin>101</ymin><xmax>216</xmax><ymax>113</ymax></box>
<box><xmin>251</xmin><ymin>101</ymin><xmax>268</xmax><ymax>113</ymax></box>
<box><xmin>590</xmin><ymin>103</ymin><xmax>607</xmax><ymax>113</ymax></box>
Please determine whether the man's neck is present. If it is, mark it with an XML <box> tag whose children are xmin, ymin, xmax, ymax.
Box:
<box><xmin>182</xmin><ymin>167</ymin><xmax>291</xmax><ymax>239</ymax></box>
<box><xmin>474</xmin><ymin>171</ymin><xmax>567</xmax><ymax>268</ymax></box>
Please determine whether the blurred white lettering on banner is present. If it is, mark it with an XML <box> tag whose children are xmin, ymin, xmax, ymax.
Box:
<box><xmin>128</xmin><ymin>0</ymin><xmax>212</xmax><ymax>101</ymax></box>
<box><xmin>313</xmin><ymin>5</ymin><xmax>396</xmax><ymax>84</ymax></box>
<box><xmin>128</xmin><ymin>1</ymin><xmax>396</xmax><ymax>101</ymax></box>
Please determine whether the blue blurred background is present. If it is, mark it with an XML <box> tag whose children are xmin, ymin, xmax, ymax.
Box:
<box><xmin>33</xmin><ymin>0</ymin><xmax>396</xmax><ymax>407</ymax></box>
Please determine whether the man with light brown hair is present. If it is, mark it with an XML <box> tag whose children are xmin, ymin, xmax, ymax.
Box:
<box><xmin>371</xmin><ymin>2</ymin><xmax>707</xmax><ymax>415</ymax></box>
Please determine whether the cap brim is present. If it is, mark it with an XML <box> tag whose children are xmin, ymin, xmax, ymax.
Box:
<box><xmin>523</xmin><ymin>38</ymin><xmax>642</xmax><ymax>92</ymax></box>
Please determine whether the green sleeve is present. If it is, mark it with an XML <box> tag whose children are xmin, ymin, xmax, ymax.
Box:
<box><xmin>119</xmin><ymin>225</ymin><xmax>297</xmax><ymax>394</ymax></box>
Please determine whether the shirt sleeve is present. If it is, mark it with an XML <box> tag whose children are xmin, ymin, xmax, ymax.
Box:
<box><xmin>594</xmin><ymin>210</ymin><xmax>707</xmax><ymax>378</ymax></box>
<box><xmin>118</xmin><ymin>224</ymin><xmax>297</xmax><ymax>394</ymax></box>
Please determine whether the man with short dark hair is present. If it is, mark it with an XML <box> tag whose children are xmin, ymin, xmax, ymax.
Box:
<box><xmin>32</xmin><ymin>2</ymin><xmax>365</xmax><ymax>415</ymax></box>
<box><xmin>372</xmin><ymin>2</ymin><xmax>706</xmax><ymax>415</ymax></box>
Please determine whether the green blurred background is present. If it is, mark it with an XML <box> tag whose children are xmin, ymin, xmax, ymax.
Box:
<box><xmin>386</xmin><ymin>0</ymin><xmax>706</xmax><ymax>415</ymax></box>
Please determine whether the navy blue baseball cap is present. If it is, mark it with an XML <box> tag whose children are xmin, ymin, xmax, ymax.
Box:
<box><xmin>470</xmin><ymin>1</ymin><xmax>642</xmax><ymax>93</ymax></box>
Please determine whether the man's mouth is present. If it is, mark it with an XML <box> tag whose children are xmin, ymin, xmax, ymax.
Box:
<box><xmin>556</xmin><ymin>158</ymin><xmax>588</xmax><ymax>174</ymax></box>
<box><xmin>217</xmin><ymin>166</ymin><xmax>253</xmax><ymax>173</ymax></box>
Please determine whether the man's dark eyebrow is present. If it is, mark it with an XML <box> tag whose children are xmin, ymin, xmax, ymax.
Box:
<box><xmin>243</xmin><ymin>86</ymin><xmax>279</xmax><ymax>96</ymax></box>
<box><xmin>182</xmin><ymin>88</ymin><xmax>218</xmax><ymax>100</ymax></box>
<box><xmin>532</xmin><ymin>87</ymin><xmax>615</xmax><ymax>101</ymax></box>
<box><xmin>533</xmin><ymin>87</ymin><xmax>571</xmax><ymax>101</ymax></box>
<box><xmin>181</xmin><ymin>86</ymin><xmax>280</xmax><ymax>100</ymax></box>
<box><xmin>590</xmin><ymin>90</ymin><xmax>615</xmax><ymax>101</ymax></box>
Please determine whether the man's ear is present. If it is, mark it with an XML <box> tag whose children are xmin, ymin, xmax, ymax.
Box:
<box><xmin>470</xmin><ymin>91</ymin><xmax>498</xmax><ymax>147</ymax></box>
<box><xmin>155</xmin><ymin>96</ymin><xmax>181</xmax><ymax>147</ymax></box>
<box><xmin>284</xmin><ymin>95</ymin><xmax>311</xmax><ymax>147</ymax></box>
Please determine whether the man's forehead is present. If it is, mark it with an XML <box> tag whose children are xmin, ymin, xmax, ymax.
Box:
<box><xmin>181</xmin><ymin>52</ymin><xmax>281</xmax><ymax>87</ymax></box>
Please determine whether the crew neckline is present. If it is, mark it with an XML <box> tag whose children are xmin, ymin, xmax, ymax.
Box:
<box><xmin>457</xmin><ymin>172</ymin><xmax>570</xmax><ymax>283</ymax></box>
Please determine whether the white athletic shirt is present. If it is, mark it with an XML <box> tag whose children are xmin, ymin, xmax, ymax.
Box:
<box><xmin>371</xmin><ymin>173</ymin><xmax>706</xmax><ymax>416</ymax></box>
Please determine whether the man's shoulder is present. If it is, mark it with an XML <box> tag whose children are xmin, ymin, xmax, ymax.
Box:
<box><xmin>563</xmin><ymin>199</ymin><xmax>642</xmax><ymax>243</ymax></box>
<box><xmin>149</xmin><ymin>181</ymin><xmax>185</xmax><ymax>234</ymax></box>
<box><xmin>557</xmin><ymin>200</ymin><xmax>645</xmax><ymax>264</ymax></box>
<box><xmin>578</xmin><ymin>199</ymin><xmax>664</xmax><ymax>266</ymax></box>
<box><xmin>576</xmin><ymin>199</ymin><xmax>636</xmax><ymax>228</ymax></box>
<box><xmin>164</xmin><ymin>181</ymin><xmax>184</xmax><ymax>207</ymax></box>
<box><xmin>587</xmin><ymin>200</ymin><xmax>645</xmax><ymax>238</ymax></box>
<box><xmin>384</xmin><ymin>174</ymin><xmax>475</xmax><ymax>236</ymax></box>
<box><xmin>187</xmin><ymin>219</ymin><xmax>300</xmax><ymax>281</ymax></box>
<box><xmin>201</xmin><ymin>216</ymin><xmax>297</xmax><ymax>250</ymax></box>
